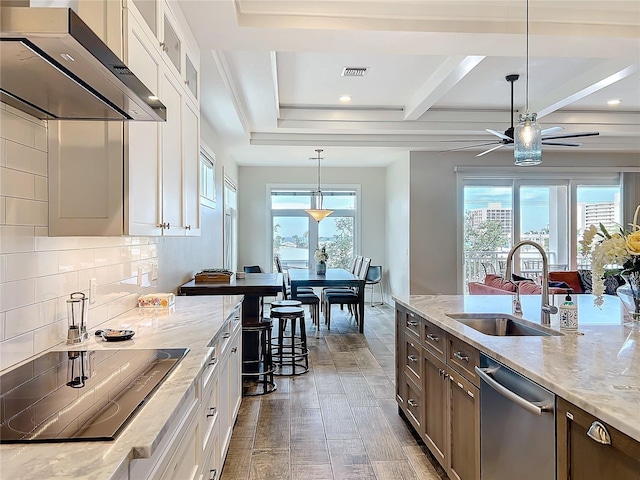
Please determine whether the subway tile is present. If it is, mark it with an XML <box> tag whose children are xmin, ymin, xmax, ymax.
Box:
<box><xmin>3</xmin><ymin>104</ymin><xmax>46</xmax><ymax>128</ymax></box>
<box><xmin>34</xmin><ymin>175</ymin><xmax>47</xmax><ymax>201</ymax></box>
<box><xmin>0</xmin><ymin>312</ymin><xmax>5</xmax><ymax>341</ymax></box>
<box><xmin>35</xmin><ymin>229</ymin><xmax>78</xmax><ymax>251</ymax></box>
<box><xmin>39</xmin><ymin>298</ymin><xmax>63</xmax><ymax>324</ymax></box>
<box><xmin>5</xmin><ymin>140</ymin><xmax>47</xmax><ymax>176</ymax></box>
<box><xmin>34</xmin><ymin>124</ymin><xmax>47</xmax><ymax>152</ymax></box>
<box><xmin>0</xmin><ymin>332</ymin><xmax>34</xmax><ymax>371</ymax></box>
<box><xmin>94</xmin><ymin>247</ymin><xmax>123</xmax><ymax>267</ymax></box>
<box><xmin>35</xmin><ymin>272</ymin><xmax>79</xmax><ymax>303</ymax></box>
<box><xmin>0</xmin><ymin>279</ymin><xmax>35</xmax><ymax>312</ymax></box>
<box><xmin>0</xmin><ymin>167</ymin><xmax>35</xmax><ymax>199</ymax></box>
<box><xmin>139</xmin><ymin>244</ymin><xmax>158</xmax><ymax>260</ymax></box>
<box><xmin>0</xmin><ymin>138</ymin><xmax>6</xmax><ymax>167</ymax></box>
<box><xmin>86</xmin><ymin>303</ymin><xmax>108</xmax><ymax>330</ymax></box>
<box><xmin>78</xmin><ymin>266</ymin><xmax>109</xmax><ymax>291</ymax></box>
<box><xmin>5</xmin><ymin>197</ymin><xmax>47</xmax><ymax>226</ymax></box>
<box><xmin>77</xmin><ymin>237</ymin><xmax>115</xmax><ymax>249</ymax></box>
<box><xmin>0</xmin><ymin>254</ymin><xmax>5</xmax><ymax>283</ymax></box>
<box><xmin>5</xmin><ymin>304</ymin><xmax>46</xmax><ymax>339</ymax></box>
<box><xmin>59</xmin><ymin>249</ymin><xmax>95</xmax><ymax>273</ymax></box>
<box><xmin>0</xmin><ymin>109</ymin><xmax>39</xmax><ymax>147</ymax></box>
<box><xmin>0</xmin><ymin>225</ymin><xmax>35</xmax><ymax>253</ymax></box>
<box><xmin>33</xmin><ymin>319</ymin><xmax>66</xmax><ymax>354</ymax></box>
<box><xmin>5</xmin><ymin>251</ymin><xmax>59</xmax><ymax>281</ymax></box>
<box><xmin>0</xmin><ymin>196</ymin><xmax>5</xmax><ymax>224</ymax></box>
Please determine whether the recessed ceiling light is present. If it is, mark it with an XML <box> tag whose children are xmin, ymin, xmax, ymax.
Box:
<box><xmin>607</xmin><ymin>99</ymin><xmax>621</xmax><ymax>106</ymax></box>
<box><xmin>339</xmin><ymin>95</ymin><xmax>352</xmax><ymax>102</ymax></box>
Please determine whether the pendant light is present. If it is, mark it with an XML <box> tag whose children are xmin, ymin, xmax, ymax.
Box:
<box><xmin>514</xmin><ymin>0</ymin><xmax>542</xmax><ymax>166</ymax></box>
<box><xmin>305</xmin><ymin>149</ymin><xmax>333</xmax><ymax>222</ymax></box>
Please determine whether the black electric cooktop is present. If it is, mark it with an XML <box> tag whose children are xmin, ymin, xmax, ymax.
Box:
<box><xmin>0</xmin><ymin>348</ymin><xmax>189</xmax><ymax>443</ymax></box>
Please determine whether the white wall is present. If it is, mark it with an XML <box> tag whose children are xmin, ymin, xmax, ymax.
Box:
<box><xmin>409</xmin><ymin>149</ymin><xmax>640</xmax><ymax>295</ymax></box>
<box><xmin>237</xmin><ymin>166</ymin><xmax>386</xmax><ymax>273</ymax></box>
<box><xmin>385</xmin><ymin>156</ymin><xmax>410</xmax><ymax>301</ymax></box>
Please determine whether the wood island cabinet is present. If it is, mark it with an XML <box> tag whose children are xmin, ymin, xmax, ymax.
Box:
<box><xmin>395</xmin><ymin>304</ymin><xmax>480</xmax><ymax>480</ymax></box>
<box><xmin>557</xmin><ymin>397</ymin><xmax>640</xmax><ymax>480</ymax></box>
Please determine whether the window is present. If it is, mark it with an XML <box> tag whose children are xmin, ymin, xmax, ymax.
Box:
<box><xmin>199</xmin><ymin>147</ymin><xmax>216</xmax><ymax>209</ymax></box>
<box><xmin>460</xmin><ymin>172</ymin><xmax>622</xmax><ymax>290</ymax></box>
<box><xmin>271</xmin><ymin>188</ymin><xmax>357</xmax><ymax>270</ymax></box>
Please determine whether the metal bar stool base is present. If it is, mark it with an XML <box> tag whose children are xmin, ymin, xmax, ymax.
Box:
<box><xmin>242</xmin><ymin>320</ymin><xmax>277</xmax><ymax>396</ymax></box>
<box><xmin>271</xmin><ymin>306</ymin><xmax>309</xmax><ymax>376</ymax></box>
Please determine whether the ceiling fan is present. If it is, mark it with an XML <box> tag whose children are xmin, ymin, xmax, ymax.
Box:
<box><xmin>445</xmin><ymin>74</ymin><xmax>600</xmax><ymax>157</ymax></box>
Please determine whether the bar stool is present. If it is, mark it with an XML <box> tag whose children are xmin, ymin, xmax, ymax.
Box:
<box><xmin>270</xmin><ymin>306</ymin><xmax>309</xmax><ymax>376</ymax></box>
<box><xmin>241</xmin><ymin>319</ymin><xmax>277</xmax><ymax>396</ymax></box>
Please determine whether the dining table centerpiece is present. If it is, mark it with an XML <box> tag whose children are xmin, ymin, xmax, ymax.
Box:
<box><xmin>315</xmin><ymin>246</ymin><xmax>329</xmax><ymax>275</ymax></box>
<box><xmin>580</xmin><ymin>205</ymin><xmax>640</xmax><ymax>323</ymax></box>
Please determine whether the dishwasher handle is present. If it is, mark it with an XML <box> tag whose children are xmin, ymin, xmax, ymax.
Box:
<box><xmin>475</xmin><ymin>366</ymin><xmax>551</xmax><ymax>417</ymax></box>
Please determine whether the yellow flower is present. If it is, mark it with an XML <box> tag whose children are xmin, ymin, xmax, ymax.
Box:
<box><xmin>627</xmin><ymin>230</ymin><xmax>640</xmax><ymax>255</ymax></box>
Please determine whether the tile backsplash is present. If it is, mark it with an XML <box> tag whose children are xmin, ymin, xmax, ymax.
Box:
<box><xmin>0</xmin><ymin>104</ymin><xmax>157</xmax><ymax>370</ymax></box>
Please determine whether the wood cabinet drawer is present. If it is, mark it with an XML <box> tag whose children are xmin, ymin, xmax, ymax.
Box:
<box><xmin>404</xmin><ymin>337</ymin><xmax>423</xmax><ymax>384</ymax></box>
<box><xmin>403</xmin><ymin>374</ymin><xmax>423</xmax><ymax>434</ymax></box>
<box><xmin>404</xmin><ymin>309</ymin><xmax>422</xmax><ymax>340</ymax></box>
<box><xmin>448</xmin><ymin>336</ymin><xmax>480</xmax><ymax>387</ymax></box>
<box><xmin>423</xmin><ymin>321</ymin><xmax>447</xmax><ymax>360</ymax></box>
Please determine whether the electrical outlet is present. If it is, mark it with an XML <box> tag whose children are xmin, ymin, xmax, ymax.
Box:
<box><xmin>151</xmin><ymin>263</ymin><xmax>158</xmax><ymax>281</ymax></box>
<box><xmin>137</xmin><ymin>266</ymin><xmax>143</xmax><ymax>286</ymax></box>
<box><xmin>89</xmin><ymin>278</ymin><xmax>97</xmax><ymax>304</ymax></box>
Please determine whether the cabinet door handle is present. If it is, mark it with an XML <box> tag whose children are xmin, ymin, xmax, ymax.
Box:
<box><xmin>407</xmin><ymin>320</ymin><xmax>418</xmax><ymax>327</ymax></box>
<box><xmin>207</xmin><ymin>406</ymin><xmax>217</xmax><ymax>418</ymax></box>
<box><xmin>166</xmin><ymin>222</ymin><xmax>170</xmax><ymax>229</ymax></box>
<box><xmin>209</xmin><ymin>357</ymin><xmax>217</xmax><ymax>366</ymax></box>
<box><xmin>209</xmin><ymin>469</ymin><xmax>217</xmax><ymax>480</ymax></box>
<box><xmin>223</xmin><ymin>333</ymin><xmax>231</xmax><ymax>339</ymax></box>
<box><xmin>426</xmin><ymin>333</ymin><xmax>440</xmax><ymax>342</ymax></box>
<box><xmin>186</xmin><ymin>225</ymin><xmax>191</xmax><ymax>230</ymax></box>
<box><xmin>160</xmin><ymin>41</ymin><xmax>169</xmax><ymax>52</ymax></box>
<box><xmin>407</xmin><ymin>399</ymin><xmax>418</xmax><ymax>408</ymax></box>
<box><xmin>438</xmin><ymin>368</ymin><xmax>449</xmax><ymax>379</ymax></box>
<box><xmin>453</xmin><ymin>351</ymin><xmax>469</xmax><ymax>362</ymax></box>
<box><xmin>586</xmin><ymin>421</ymin><xmax>612</xmax><ymax>445</ymax></box>
<box><xmin>231</xmin><ymin>346</ymin><xmax>237</xmax><ymax>353</ymax></box>
<box><xmin>407</xmin><ymin>354</ymin><xmax>418</xmax><ymax>363</ymax></box>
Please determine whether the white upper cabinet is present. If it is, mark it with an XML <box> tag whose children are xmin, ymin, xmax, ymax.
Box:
<box><xmin>48</xmin><ymin>0</ymin><xmax>200</xmax><ymax>237</ymax></box>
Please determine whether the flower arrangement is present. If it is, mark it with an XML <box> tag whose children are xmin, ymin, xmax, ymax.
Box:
<box><xmin>580</xmin><ymin>205</ymin><xmax>640</xmax><ymax>307</ymax></box>
<box><xmin>315</xmin><ymin>246</ymin><xmax>329</xmax><ymax>263</ymax></box>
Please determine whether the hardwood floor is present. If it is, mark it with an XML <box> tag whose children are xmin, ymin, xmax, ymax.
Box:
<box><xmin>221</xmin><ymin>303</ymin><xmax>448</xmax><ymax>480</ymax></box>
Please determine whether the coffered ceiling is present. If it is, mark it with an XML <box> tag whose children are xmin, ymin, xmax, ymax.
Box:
<box><xmin>179</xmin><ymin>0</ymin><xmax>640</xmax><ymax>166</ymax></box>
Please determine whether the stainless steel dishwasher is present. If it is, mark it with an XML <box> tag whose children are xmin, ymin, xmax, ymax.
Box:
<box><xmin>476</xmin><ymin>353</ymin><xmax>556</xmax><ymax>480</ymax></box>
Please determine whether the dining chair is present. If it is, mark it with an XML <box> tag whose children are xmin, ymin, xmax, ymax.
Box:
<box><xmin>323</xmin><ymin>258</ymin><xmax>370</xmax><ymax>329</ymax></box>
<box><xmin>365</xmin><ymin>265</ymin><xmax>384</xmax><ymax>306</ymax></box>
<box><xmin>281</xmin><ymin>271</ymin><xmax>320</xmax><ymax>328</ymax></box>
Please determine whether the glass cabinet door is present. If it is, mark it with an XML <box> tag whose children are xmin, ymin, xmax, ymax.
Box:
<box><xmin>185</xmin><ymin>54</ymin><xmax>198</xmax><ymax>98</ymax></box>
<box><xmin>131</xmin><ymin>0</ymin><xmax>157</xmax><ymax>37</ymax></box>
<box><xmin>162</xmin><ymin>14</ymin><xmax>181</xmax><ymax>73</ymax></box>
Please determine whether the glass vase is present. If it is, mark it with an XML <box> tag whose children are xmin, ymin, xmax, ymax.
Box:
<box><xmin>316</xmin><ymin>261</ymin><xmax>326</xmax><ymax>275</ymax></box>
<box><xmin>617</xmin><ymin>273</ymin><xmax>640</xmax><ymax>326</ymax></box>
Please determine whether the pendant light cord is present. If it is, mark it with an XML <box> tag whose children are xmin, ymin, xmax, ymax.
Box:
<box><xmin>525</xmin><ymin>0</ymin><xmax>530</xmax><ymax>114</ymax></box>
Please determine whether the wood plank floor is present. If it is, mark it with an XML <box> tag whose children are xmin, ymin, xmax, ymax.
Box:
<box><xmin>221</xmin><ymin>303</ymin><xmax>449</xmax><ymax>480</ymax></box>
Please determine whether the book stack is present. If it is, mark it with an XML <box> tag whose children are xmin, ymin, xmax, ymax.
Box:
<box><xmin>194</xmin><ymin>269</ymin><xmax>235</xmax><ymax>283</ymax></box>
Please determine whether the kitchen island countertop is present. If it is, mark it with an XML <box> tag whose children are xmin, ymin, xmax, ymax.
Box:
<box><xmin>393</xmin><ymin>294</ymin><xmax>640</xmax><ymax>442</ymax></box>
<box><xmin>0</xmin><ymin>295</ymin><xmax>243</xmax><ymax>480</ymax></box>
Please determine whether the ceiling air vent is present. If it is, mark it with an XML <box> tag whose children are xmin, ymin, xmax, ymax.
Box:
<box><xmin>341</xmin><ymin>67</ymin><xmax>369</xmax><ymax>77</ymax></box>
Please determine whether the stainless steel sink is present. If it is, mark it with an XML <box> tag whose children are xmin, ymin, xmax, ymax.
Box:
<box><xmin>446</xmin><ymin>313</ymin><xmax>563</xmax><ymax>337</ymax></box>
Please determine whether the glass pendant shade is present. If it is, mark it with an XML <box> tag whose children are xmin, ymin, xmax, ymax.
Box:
<box><xmin>514</xmin><ymin>112</ymin><xmax>542</xmax><ymax>166</ymax></box>
<box><xmin>305</xmin><ymin>149</ymin><xmax>333</xmax><ymax>222</ymax></box>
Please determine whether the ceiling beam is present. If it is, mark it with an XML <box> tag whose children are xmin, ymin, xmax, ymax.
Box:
<box><xmin>211</xmin><ymin>50</ymin><xmax>252</xmax><ymax>138</ymax></box>
<box><xmin>270</xmin><ymin>51</ymin><xmax>280</xmax><ymax>121</ymax></box>
<box><xmin>531</xmin><ymin>60</ymin><xmax>638</xmax><ymax>118</ymax></box>
<box><xmin>404</xmin><ymin>55</ymin><xmax>485</xmax><ymax>121</ymax></box>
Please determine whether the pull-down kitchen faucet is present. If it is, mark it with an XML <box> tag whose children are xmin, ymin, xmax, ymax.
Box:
<box><xmin>504</xmin><ymin>240</ymin><xmax>558</xmax><ymax>325</ymax></box>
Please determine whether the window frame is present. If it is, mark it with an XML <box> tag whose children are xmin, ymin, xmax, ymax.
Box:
<box><xmin>267</xmin><ymin>183</ymin><xmax>361</xmax><ymax>270</ymax></box>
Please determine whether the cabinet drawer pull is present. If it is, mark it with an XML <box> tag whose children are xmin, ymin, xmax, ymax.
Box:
<box><xmin>586</xmin><ymin>421</ymin><xmax>612</xmax><ymax>445</ymax></box>
<box><xmin>223</xmin><ymin>333</ymin><xmax>231</xmax><ymax>339</ymax></box>
<box><xmin>207</xmin><ymin>406</ymin><xmax>217</xmax><ymax>418</ymax></box>
<box><xmin>408</xmin><ymin>312</ymin><xmax>415</xmax><ymax>318</ymax></box>
<box><xmin>407</xmin><ymin>399</ymin><xmax>418</xmax><ymax>408</ymax></box>
<box><xmin>407</xmin><ymin>320</ymin><xmax>419</xmax><ymax>327</ymax></box>
<box><xmin>438</xmin><ymin>368</ymin><xmax>449</xmax><ymax>379</ymax></box>
<box><xmin>453</xmin><ymin>351</ymin><xmax>469</xmax><ymax>362</ymax></box>
<box><xmin>231</xmin><ymin>346</ymin><xmax>237</xmax><ymax>353</ymax></box>
<box><xmin>209</xmin><ymin>469</ymin><xmax>217</xmax><ymax>480</ymax></box>
<box><xmin>407</xmin><ymin>354</ymin><xmax>418</xmax><ymax>363</ymax></box>
<box><xmin>209</xmin><ymin>357</ymin><xmax>217</xmax><ymax>366</ymax></box>
<box><xmin>426</xmin><ymin>333</ymin><xmax>440</xmax><ymax>342</ymax></box>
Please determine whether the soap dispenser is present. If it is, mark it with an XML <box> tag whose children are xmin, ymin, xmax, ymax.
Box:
<box><xmin>559</xmin><ymin>289</ymin><xmax>578</xmax><ymax>331</ymax></box>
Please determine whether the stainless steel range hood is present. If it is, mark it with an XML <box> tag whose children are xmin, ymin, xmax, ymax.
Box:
<box><xmin>0</xmin><ymin>7</ymin><xmax>166</xmax><ymax>121</ymax></box>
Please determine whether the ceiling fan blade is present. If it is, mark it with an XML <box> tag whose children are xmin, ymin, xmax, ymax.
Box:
<box><xmin>486</xmin><ymin>129</ymin><xmax>512</xmax><ymax>141</ymax></box>
<box><xmin>542</xmin><ymin>131</ymin><xmax>600</xmax><ymax>140</ymax></box>
<box><xmin>440</xmin><ymin>142</ymin><xmax>500</xmax><ymax>153</ymax></box>
<box><xmin>476</xmin><ymin>144</ymin><xmax>505</xmax><ymax>157</ymax></box>
<box><xmin>542</xmin><ymin>141</ymin><xmax>581</xmax><ymax>147</ymax></box>
<box><xmin>541</xmin><ymin>126</ymin><xmax>563</xmax><ymax>135</ymax></box>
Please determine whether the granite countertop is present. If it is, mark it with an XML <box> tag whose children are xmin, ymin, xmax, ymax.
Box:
<box><xmin>0</xmin><ymin>295</ymin><xmax>243</xmax><ymax>480</ymax></box>
<box><xmin>393</xmin><ymin>293</ymin><xmax>640</xmax><ymax>442</ymax></box>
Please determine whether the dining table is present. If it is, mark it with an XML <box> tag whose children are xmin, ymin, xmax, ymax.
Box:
<box><xmin>288</xmin><ymin>268</ymin><xmax>366</xmax><ymax>333</ymax></box>
<box><xmin>179</xmin><ymin>273</ymin><xmax>283</xmax><ymax>374</ymax></box>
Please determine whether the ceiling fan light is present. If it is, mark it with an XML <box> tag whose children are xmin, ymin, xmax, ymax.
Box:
<box><xmin>514</xmin><ymin>112</ymin><xmax>542</xmax><ymax>166</ymax></box>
